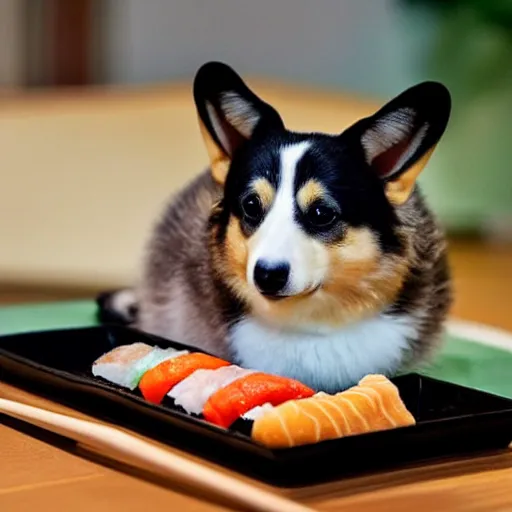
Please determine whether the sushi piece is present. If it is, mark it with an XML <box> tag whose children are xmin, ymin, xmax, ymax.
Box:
<box><xmin>168</xmin><ymin>365</ymin><xmax>256</xmax><ymax>415</ymax></box>
<box><xmin>92</xmin><ymin>343</ymin><xmax>189</xmax><ymax>390</ymax></box>
<box><xmin>251</xmin><ymin>374</ymin><xmax>416</xmax><ymax>449</ymax></box>
<box><xmin>139</xmin><ymin>352</ymin><xmax>231</xmax><ymax>404</ymax></box>
<box><xmin>124</xmin><ymin>346</ymin><xmax>190</xmax><ymax>390</ymax></box>
<box><xmin>242</xmin><ymin>403</ymin><xmax>274</xmax><ymax>420</ymax></box>
<box><xmin>203</xmin><ymin>373</ymin><xmax>315</xmax><ymax>428</ymax></box>
<box><xmin>92</xmin><ymin>343</ymin><xmax>153</xmax><ymax>388</ymax></box>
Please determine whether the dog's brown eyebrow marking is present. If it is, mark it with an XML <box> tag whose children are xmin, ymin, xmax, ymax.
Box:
<box><xmin>251</xmin><ymin>178</ymin><xmax>275</xmax><ymax>209</ymax></box>
<box><xmin>297</xmin><ymin>179</ymin><xmax>327</xmax><ymax>210</ymax></box>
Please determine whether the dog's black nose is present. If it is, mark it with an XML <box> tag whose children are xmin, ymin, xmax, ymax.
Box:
<box><xmin>253</xmin><ymin>260</ymin><xmax>290</xmax><ymax>296</ymax></box>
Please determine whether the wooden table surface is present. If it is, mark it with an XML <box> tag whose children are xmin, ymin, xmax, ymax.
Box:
<box><xmin>1</xmin><ymin>379</ymin><xmax>511</xmax><ymax>512</ymax></box>
<box><xmin>1</xmin><ymin>80</ymin><xmax>512</xmax><ymax>510</ymax></box>
<box><xmin>2</xmin><ymin>241</ymin><xmax>512</xmax><ymax>512</ymax></box>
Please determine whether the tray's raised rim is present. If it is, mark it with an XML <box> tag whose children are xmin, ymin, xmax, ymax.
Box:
<box><xmin>1</xmin><ymin>324</ymin><xmax>512</xmax><ymax>459</ymax></box>
<box><xmin>0</xmin><ymin>338</ymin><xmax>274</xmax><ymax>457</ymax></box>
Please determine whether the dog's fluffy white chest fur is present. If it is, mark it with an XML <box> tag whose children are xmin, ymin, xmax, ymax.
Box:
<box><xmin>229</xmin><ymin>314</ymin><xmax>416</xmax><ymax>392</ymax></box>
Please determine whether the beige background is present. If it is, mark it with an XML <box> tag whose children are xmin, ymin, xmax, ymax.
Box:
<box><xmin>0</xmin><ymin>81</ymin><xmax>377</xmax><ymax>289</ymax></box>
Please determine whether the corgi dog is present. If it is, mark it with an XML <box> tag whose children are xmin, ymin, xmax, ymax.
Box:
<box><xmin>97</xmin><ymin>61</ymin><xmax>452</xmax><ymax>393</ymax></box>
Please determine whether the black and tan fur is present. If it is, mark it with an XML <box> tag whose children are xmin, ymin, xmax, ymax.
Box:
<box><xmin>98</xmin><ymin>62</ymin><xmax>452</xmax><ymax>392</ymax></box>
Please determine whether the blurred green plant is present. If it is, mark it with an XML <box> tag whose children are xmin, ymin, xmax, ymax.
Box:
<box><xmin>399</xmin><ymin>0</ymin><xmax>512</xmax><ymax>101</ymax></box>
<box><xmin>396</xmin><ymin>0</ymin><xmax>512</xmax><ymax>232</ymax></box>
<box><xmin>401</xmin><ymin>0</ymin><xmax>512</xmax><ymax>32</ymax></box>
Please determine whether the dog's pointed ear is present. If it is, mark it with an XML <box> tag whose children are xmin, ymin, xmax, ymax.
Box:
<box><xmin>193</xmin><ymin>62</ymin><xmax>284</xmax><ymax>185</ymax></box>
<box><xmin>352</xmin><ymin>81</ymin><xmax>451</xmax><ymax>205</ymax></box>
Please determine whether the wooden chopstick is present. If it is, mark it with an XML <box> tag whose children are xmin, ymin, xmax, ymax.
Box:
<box><xmin>0</xmin><ymin>397</ymin><xmax>315</xmax><ymax>512</ymax></box>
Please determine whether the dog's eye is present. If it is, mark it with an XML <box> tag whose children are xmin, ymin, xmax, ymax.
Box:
<box><xmin>306</xmin><ymin>202</ymin><xmax>338</xmax><ymax>227</ymax></box>
<box><xmin>241</xmin><ymin>193</ymin><xmax>263</xmax><ymax>221</ymax></box>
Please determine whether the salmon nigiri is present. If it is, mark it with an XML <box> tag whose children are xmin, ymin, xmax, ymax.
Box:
<box><xmin>251</xmin><ymin>374</ymin><xmax>416</xmax><ymax>448</ymax></box>
<box><xmin>203</xmin><ymin>372</ymin><xmax>315</xmax><ymax>428</ymax></box>
<box><xmin>139</xmin><ymin>352</ymin><xmax>230</xmax><ymax>404</ymax></box>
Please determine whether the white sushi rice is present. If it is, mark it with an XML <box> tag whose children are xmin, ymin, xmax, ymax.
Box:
<box><xmin>242</xmin><ymin>403</ymin><xmax>274</xmax><ymax>420</ymax></box>
<box><xmin>168</xmin><ymin>365</ymin><xmax>256</xmax><ymax>415</ymax></box>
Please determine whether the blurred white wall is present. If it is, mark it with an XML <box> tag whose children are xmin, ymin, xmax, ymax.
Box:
<box><xmin>102</xmin><ymin>0</ymin><xmax>424</xmax><ymax>98</ymax></box>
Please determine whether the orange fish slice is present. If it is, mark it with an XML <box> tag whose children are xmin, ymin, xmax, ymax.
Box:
<box><xmin>251</xmin><ymin>374</ymin><xmax>416</xmax><ymax>448</ymax></box>
<box><xmin>203</xmin><ymin>372</ymin><xmax>315</xmax><ymax>428</ymax></box>
<box><xmin>139</xmin><ymin>353</ymin><xmax>230</xmax><ymax>404</ymax></box>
